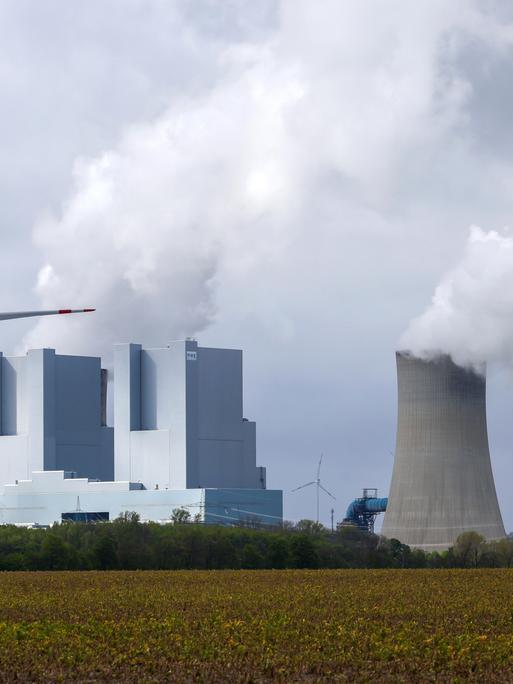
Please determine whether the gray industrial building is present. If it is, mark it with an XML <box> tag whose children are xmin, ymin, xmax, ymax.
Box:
<box><xmin>0</xmin><ymin>348</ymin><xmax>113</xmax><ymax>485</ymax></box>
<box><xmin>114</xmin><ymin>340</ymin><xmax>265</xmax><ymax>490</ymax></box>
<box><xmin>0</xmin><ymin>341</ymin><xmax>281</xmax><ymax>526</ymax></box>
<box><xmin>381</xmin><ymin>352</ymin><xmax>505</xmax><ymax>550</ymax></box>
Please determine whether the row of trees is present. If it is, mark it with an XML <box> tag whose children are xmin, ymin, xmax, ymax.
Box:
<box><xmin>0</xmin><ymin>513</ymin><xmax>509</xmax><ymax>571</ymax></box>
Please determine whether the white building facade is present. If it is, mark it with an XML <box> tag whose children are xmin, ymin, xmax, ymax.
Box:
<box><xmin>0</xmin><ymin>471</ymin><xmax>282</xmax><ymax>527</ymax></box>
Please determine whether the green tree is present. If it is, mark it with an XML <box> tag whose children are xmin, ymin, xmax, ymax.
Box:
<box><xmin>40</xmin><ymin>534</ymin><xmax>77</xmax><ymax>570</ymax></box>
<box><xmin>295</xmin><ymin>520</ymin><xmax>325</xmax><ymax>535</ymax></box>
<box><xmin>116</xmin><ymin>511</ymin><xmax>141</xmax><ymax>523</ymax></box>
<box><xmin>241</xmin><ymin>543</ymin><xmax>264</xmax><ymax>569</ymax></box>
<box><xmin>93</xmin><ymin>534</ymin><xmax>117</xmax><ymax>570</ymax></box>
<box><xmin>493</xmin><ymin>538</ymin><xmax>513</xmax><ymax>567</ymax></box>
<box><xmin>290</xmin><ymin>534</ymin><xmax>319</xmax><ymax>568</ymax></box>
<box><xmin>112</xmin><ymin>512</ymin><xmax>152</xmax><ymax>569</ymax></box>
<box><xmin>388</xmin><ymin>538</ymin><xmax>412</xmax><ymax>568</ymax></box>
<box><xmin>267</xmin><ymin>536</ymin><xmax>290</xmax><ymax>568</ymax></box>
<box><xmin>453</xmin><ymin>531</ymin><xmax>485</xmax><ymax>568</ymax></box>
<box><xmin>171</xmin><ymin>508</ymin><xmax>191</xmax><ymax>524</ymax></box>
<box><xmin>205</xmin><ymin>532</ymin><xmax>239</xmax><ymax>569</ymax></box>
<box><xmin>410</xmin><ymin>548</ymin><xmax>428</xmax><ymax>568</ymax></box>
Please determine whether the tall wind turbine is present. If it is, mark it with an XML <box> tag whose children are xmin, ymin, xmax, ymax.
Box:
<box><xmin>292</xmin><ymin>454</ymin><xmax>335</xmax><ymax>524</ymax></box>
<box><xmin>0</xmin><ymin>309</ymin><xmax>95</xmax><ymax>322</ymax></box>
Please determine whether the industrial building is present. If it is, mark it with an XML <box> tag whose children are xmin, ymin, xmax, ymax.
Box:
<box><xmin>0</xmin><ymin>348</ymin><xmax>113</xmax><ymax>483</ymax></box>
<box><xmin>0</xmin><ymin>341</ymin><xmax>282</xmax><ymax>527</ymax></box>
<box><xmin>114</xmin><ymin>340</ymin><xmax>265</xmax><ymax>489</ymax></box>
<box><xmin>381</xmin><ymin>352</ymin><xmax>505</xmax><ymax>551</ymax></box>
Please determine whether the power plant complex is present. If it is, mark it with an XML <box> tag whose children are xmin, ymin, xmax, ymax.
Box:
<box><xmin>0</xmin><ymin>307</ymin><xmax>507</xmax><ymax>549</ymax></box>
<box><xmin>0</xmin><ymin>334</ymin><xmax>281</xmax><ymax>527</ymax></box>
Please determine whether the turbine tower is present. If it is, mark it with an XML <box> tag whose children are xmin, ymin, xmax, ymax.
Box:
<box><xmin>292</xmin><ymin>454</ymin><xmax>335</xmax><ymax>524</ymax></box>
<box><xmin>381</xmin><ymin>352</ymin><xmax>505</xmax><ymax>551</ymax></box>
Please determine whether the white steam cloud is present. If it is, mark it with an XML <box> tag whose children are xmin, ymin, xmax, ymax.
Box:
<box><xmin>20</xmin><ymin>1</ymin><xmax>512</xmax><ymax>360</ymax></box>
<box><xmin>401</xmin><ymin>226</ymin><xmax>513</xmax><ymax>368</ymax></box>
<box><xmin>23</xmin><ymin>46</ymin><xmax>306</xmax><ymax>355</ymax></box>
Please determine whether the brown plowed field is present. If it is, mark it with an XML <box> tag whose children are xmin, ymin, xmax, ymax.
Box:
<box><xmin>0</xmin><ymin>569</ymin><xmax>512</xmax><ymax>682</ymax></box>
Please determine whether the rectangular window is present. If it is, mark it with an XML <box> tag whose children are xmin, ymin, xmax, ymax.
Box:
<box><xmin>61</xmin><ymin>512</ymin><xmax>109</xmax><ymax>523</ymax></box>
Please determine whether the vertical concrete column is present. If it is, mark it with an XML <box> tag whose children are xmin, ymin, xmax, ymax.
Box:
<box><xmin>27</xmin><ymin>348</ymin><xmax>56</xmax><ymax>475</ymax></box>
<box><xmin>242</xmin><ymin>420</ymin><xmax>258</xmax><ymax>487</ymax></box>
<box><xmin>185</xmin><ymin>339</ymin><xmax>199</xmax><ymax>488</ymax></box>
<box><xmin>164</xmin><ymin>341</ymin><xmax>188</xmax><ymax>489</ymax></box>
<box><xmin>100</xmin><ymin>368</ymin><xmax>108</xmax><ymax>427</ymax></box>
<box><xmin>114</xmin><ymin>343</ymin><xmax>141</xmax><ymax>481</ymax></box>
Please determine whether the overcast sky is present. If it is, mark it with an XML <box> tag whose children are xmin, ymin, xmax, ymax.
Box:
<box><xmin>3</xmin><ymin>0</ymin><xmax>513</xmax><ymax>529</ymax></box>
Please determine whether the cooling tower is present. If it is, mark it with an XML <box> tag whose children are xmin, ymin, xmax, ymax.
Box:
<box><xmin>381</xmin><ymin>352</ymin><xmax>505</xmax><ymax>551</ymax></box>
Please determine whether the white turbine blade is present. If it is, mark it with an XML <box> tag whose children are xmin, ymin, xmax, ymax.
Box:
<box><xmin>316</xmin><ymin>453</ymin><xmax>323</xmax><ymax>479</ymax></box>
<box><xmin>292</xmin><ymin>481</ymin><xmax>316</xmax><ymax>492</ymax></box>
<box><xmin>319</xmin><ymin>483</ymin><xmax>336</xmax><ymax>500</ymax></box>
<box><xmin>0</xmin><ymin>309</ymin><xmax>95</xmax><ymax>322</ymax></box>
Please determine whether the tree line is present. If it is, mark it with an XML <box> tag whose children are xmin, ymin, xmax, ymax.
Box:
<box><xmin>0</xmin><ymin>513</ymin><xmax>509</xmax><ymax>571</ymax></box>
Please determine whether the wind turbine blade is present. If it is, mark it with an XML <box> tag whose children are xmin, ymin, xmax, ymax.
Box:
<box><xmin>319</xmin><ymin>483</ymin><xmax>336</xmax><ymax>500</ymax></box>
<box><xmin>0</xmin><ymin>309</ymin><xmax>95</xmax><ymax>322</ymax></box>
<box><xmin>317</xmin><ymin>453</ymin><xmax>323</xmax><ymax>479</ymax></box>
<box><xmin>291</xmin><ymin>481</ymin><xmax>316</xmax><ymax>492</ymax></box>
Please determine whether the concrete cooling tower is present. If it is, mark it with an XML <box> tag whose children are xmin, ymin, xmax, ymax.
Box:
<box><xmin>381</xmin><ymin>352</ymin><xmax>505</xmax><ymax>551</ymax></box>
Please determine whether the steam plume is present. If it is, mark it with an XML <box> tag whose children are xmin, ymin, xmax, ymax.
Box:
<box><xmin>20</xmin><ymin>2</ymin><xmax>499</xmax><ymax>358</ymax></box>
<box><xmin>401</xmin><ymin>226</ymin><xmax>513</xmax><ymax>368</ymax></box>
<box><xmin>22</xmin><ymin>47</ymin><xmax>305</xmax><ymax>355</ymax></box>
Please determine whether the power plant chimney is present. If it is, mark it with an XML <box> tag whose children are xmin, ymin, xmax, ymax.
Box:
<box><xmin>381</xmin><ymin>352</ymin><xmax>505</xmax><ymax>551</ymax></box>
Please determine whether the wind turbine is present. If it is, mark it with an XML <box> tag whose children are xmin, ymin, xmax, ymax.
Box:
<box><xmin>292</xmin><ymin>454</ymin><xmax>336</xmax><ymax>524</ymax></box>
<box><xmin>0</xmin><ymin>309</ymin><xmax>95</xmax><ymax>322</ymax></box>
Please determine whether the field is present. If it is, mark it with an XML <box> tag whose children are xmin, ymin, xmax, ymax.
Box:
<box><xmin>0</xmin><ymin>570</ymin><xmax>512</xmax><ymax>682</ymax></box>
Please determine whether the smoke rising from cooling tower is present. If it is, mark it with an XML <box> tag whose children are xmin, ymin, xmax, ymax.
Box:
<box><xmin>401</xmin><ymin>226</ymin><xmax>513</xmax><ymax>369</ymax></box>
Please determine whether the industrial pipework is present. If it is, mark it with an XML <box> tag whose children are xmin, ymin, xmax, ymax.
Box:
<box><xmin>342</xmin><ymin>488</ymin><xmax>387</xmax><ymax>533</ymax></box>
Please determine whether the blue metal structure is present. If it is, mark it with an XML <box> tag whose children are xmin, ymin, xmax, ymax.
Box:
<box><xmin>343</xmin><ymin>488</ymin><xmax>388</xmax><ymax>533</ymax></box>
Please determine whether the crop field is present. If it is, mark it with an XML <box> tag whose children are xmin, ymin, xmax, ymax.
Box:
<box><xmin>0</xmin><ymin>570</ymin><xmax>513</xmax><ymax>682</ymax></box>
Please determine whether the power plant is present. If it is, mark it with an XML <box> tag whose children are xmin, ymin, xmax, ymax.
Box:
<box><xmin>0</xmin><ymin>309</ymin><xmax>508</xmax><ymax>545</ymax></box>
<box><xmin>0</xmin><ymin>333</ymin><xmax>281</xmax><ymax>526</ymax></box>
<box><xmin>381</xmin><ymin>352</ymin><xmax>505</xmax><ymax>551</ymax></box>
